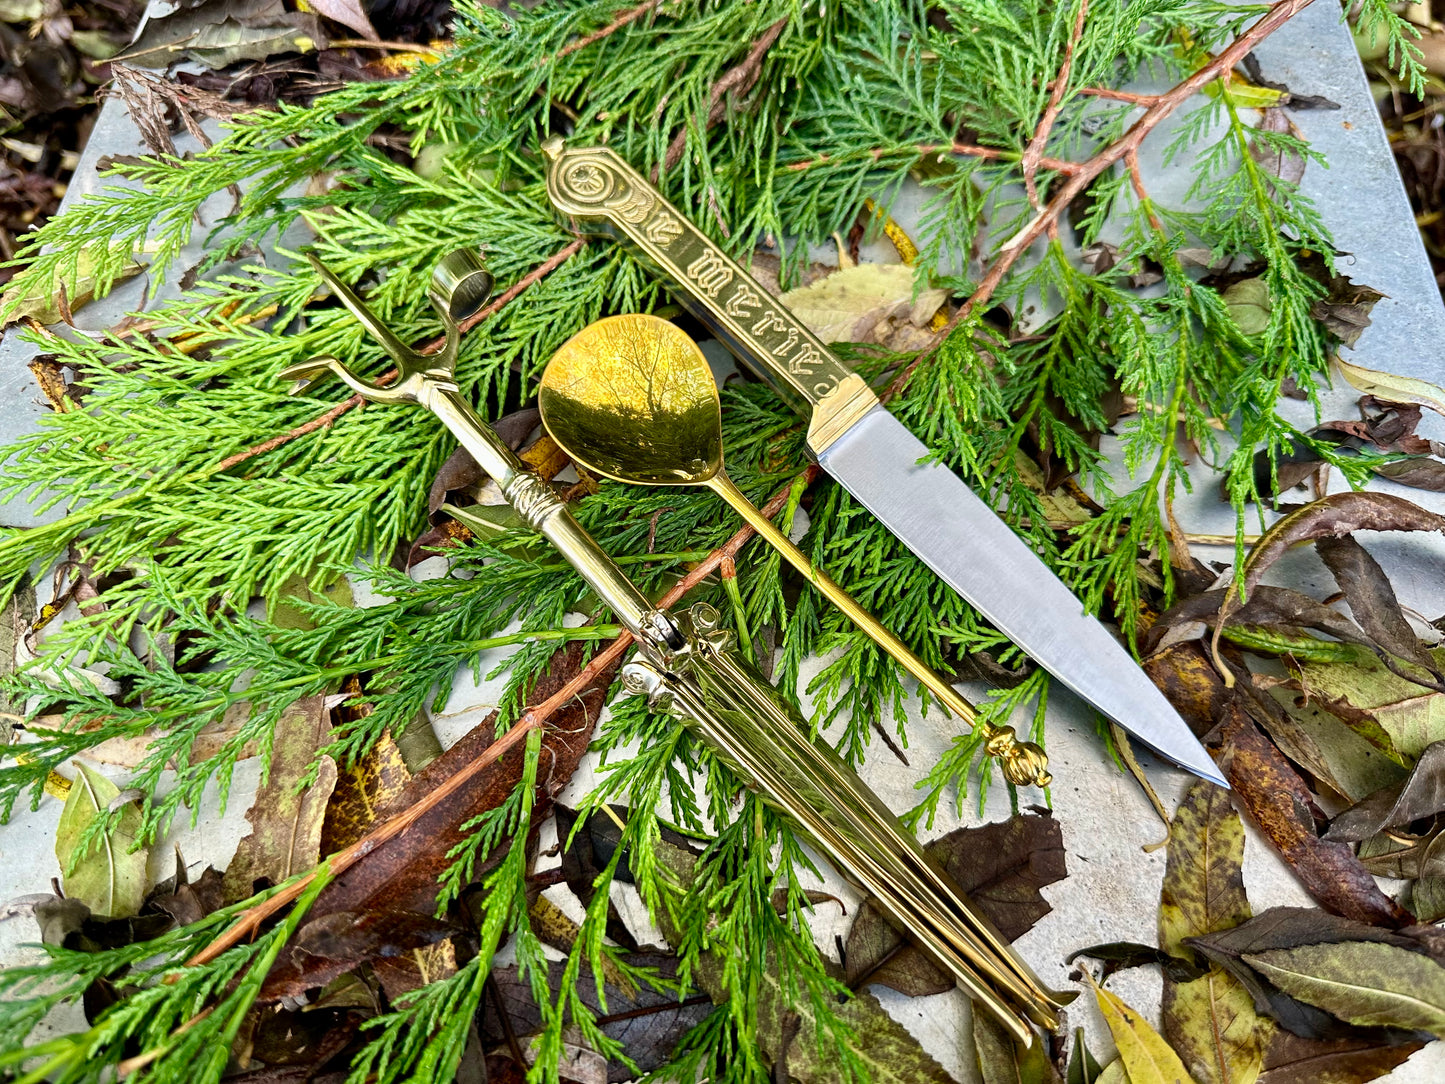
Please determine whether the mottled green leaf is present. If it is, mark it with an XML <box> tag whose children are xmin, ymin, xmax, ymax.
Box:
<box><xmin>1159</xmin><ymin>781</ymin><xmax>1268</xmax><ymax>1084</ymax></box>
<box><xmin>1245</xmin><ymin>942</ymin><xmax>1445</xmax><ymax>1034</ymax></box>
<box><xmin>221</xmin><ymin>695</ymin><xmax>338</xmax><ymax>903</ymax></box>
<box><xmin>1296</xmin><ymin>651</ymin><xmax>1445</xmax><ymax>761</ymax></box>
<box><xmin>270</xmin><ymin>571</ymin><xmax>355</xmax><ymax>631</ymax></box>
<box><xmin>54</xmin><ymin>762</ymin><xmax>148</xmax><ymax>918</ymax></box>
<box><xmin>1224</xmin><ymin>277</ymin><xmax>1271</xmax><ymax>335</ymax></box>
<box><xmin>1159</xmin><ymin>783</ymin><xmax>1251</xmax><ymax>956</ymax></box>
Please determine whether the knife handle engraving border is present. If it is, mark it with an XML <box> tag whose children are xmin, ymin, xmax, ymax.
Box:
<box><xmin>542</xmin><ymin>138</ymin><xmax>876</xmax><ymax>454</ymax></box>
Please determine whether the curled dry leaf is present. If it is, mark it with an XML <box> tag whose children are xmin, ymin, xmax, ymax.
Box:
<box><xmin>1325</xmin><ymin>741</ymin><xmax>1445</xmax><ymax>843</ymax></box>
<box><xmin>1237</xmin><ymin>492</ymin><xmax>1445</xmax><ymax>604</ymax></box>
<box><xmin>1335</xmin><ymin>357</ymin><xmax>1445</xmax><ymax>418</ymax></box>
<box><xmin>1316</xmin><ymin>535</ymin><xmax>1443</xmax><ymax>686</ymax></box>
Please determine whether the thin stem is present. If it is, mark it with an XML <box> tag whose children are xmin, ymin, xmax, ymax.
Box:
<box><xmin>1021</xmin><ymin>0</ymin><xmax>1090</xmax><ymax>215</ymax></box>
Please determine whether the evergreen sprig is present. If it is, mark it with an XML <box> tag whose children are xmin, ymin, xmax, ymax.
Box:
<box><xmin>0</xmin><ymin>0</ymin><xmax>1427</xmax><ymax>1080</ymax></box>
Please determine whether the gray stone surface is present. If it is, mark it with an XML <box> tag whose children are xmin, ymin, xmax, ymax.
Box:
<box><xmin>5</xmin><ymin>2</ymin><xmax>1445</xmax><ymax>1080</ymax></box>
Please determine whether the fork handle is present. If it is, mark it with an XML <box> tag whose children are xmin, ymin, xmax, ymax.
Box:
<box><xmin>428</xmin><ymin>385</ymin><xmax>659</xmax><ymax>636</ymax></box>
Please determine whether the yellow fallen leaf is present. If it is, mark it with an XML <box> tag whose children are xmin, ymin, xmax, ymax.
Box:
<box><xmin>778</xmin><ymin>263</ymin><xmax>949</xmax><ymax>348</ymax></box>
<box><xmin>1335</xmin><ymin>355</ymin><xmax>1445</xmax><ymax>418</ymax></box>
<box><xmin>1085</xmin><ymin>972</ymin><xmax>1196</xmax><ymax>1084</ymax></box>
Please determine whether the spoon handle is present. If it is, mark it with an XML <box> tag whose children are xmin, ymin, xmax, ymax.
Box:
<box><xmin>705</xmin><ymin>472</ymin><xmax>1050</xmax><ymax>788</ymax></box>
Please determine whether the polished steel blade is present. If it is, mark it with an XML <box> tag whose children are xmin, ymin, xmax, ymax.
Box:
<box><xmin>815</xmin><ymin>407</ymin><xmax>1227</xmax><ymax>787</ymax></box>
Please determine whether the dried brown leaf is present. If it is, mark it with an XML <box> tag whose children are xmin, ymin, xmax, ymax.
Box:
<box><xmin>844</xmin><ymin>812</ymin><xmax>1065</xmax><ymax>996</ymax></box>
<box><xmin>221</xmin><ymin>695</ymin><xmax>338</xmax><ymax>903</ymax></box>
<box><xmin>1257</xmin><ymin>1031</ymin><xmax>1424</xmax><ymax>1084</ymax></box>
<box><xmin>1317</xmin><ymin>535</ymin><xmax>1441</xmax><ymax>683</ymax></box>
<box><xmin>1218</xmin><ymin>706</ymin><xmax>1411</xmax><ymax>927</ymax></box>
<box><xmin>306</xmin><ymin>641</ymin><xmax>615</xmax><ymax>920</ymax></box>
<box><xmin>1325</xmin><ymin>742</ymin><xmax>1445</xmax><ymax>842</ymax></box>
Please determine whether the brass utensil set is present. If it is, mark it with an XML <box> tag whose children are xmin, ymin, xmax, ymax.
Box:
<box><xmin>279</xmin><ymin>141</ymin><xmax>1222</xmax><ymax>1042</ymax></box>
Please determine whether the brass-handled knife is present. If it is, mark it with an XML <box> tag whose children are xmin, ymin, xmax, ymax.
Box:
<box><xmin>540</xmin><ymin>138</ymin><xmax>1226</xmax><ymax>788</ymax></box>
<box><xmin>277</xmin><ymin>248</ymin><xmax>1072</xmax><ymax>1044</ymax></box>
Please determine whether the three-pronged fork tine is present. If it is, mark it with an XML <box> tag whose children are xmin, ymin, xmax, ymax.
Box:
<box><xmin>277</xmin><ymin>249</ymin><xmax>494</xmax><ymax>403</ymax></box>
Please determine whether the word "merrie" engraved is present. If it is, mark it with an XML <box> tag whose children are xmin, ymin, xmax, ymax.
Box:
<box><xmin>685</xmin><ymin>251</ymin><xmax>734</xmax><ymax>298</ymax></box>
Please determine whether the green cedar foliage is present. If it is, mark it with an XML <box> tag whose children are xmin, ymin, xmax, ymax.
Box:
<box><xmin>0</xmin><ymin>1</ymin><xmax>1426</xmax><ymax>1081</ymax></box>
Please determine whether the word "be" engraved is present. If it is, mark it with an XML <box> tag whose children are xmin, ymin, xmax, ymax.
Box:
<box><xmin>685</xmin><ymin>252</ymin><xmax>734</xmax><ymax>298</ymax></box>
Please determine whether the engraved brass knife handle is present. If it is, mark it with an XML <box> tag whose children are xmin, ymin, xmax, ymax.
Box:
<box><xmin>541</xmin><ymin>138</ymin><xmax>877</xmax><ymax>454</ymax></box>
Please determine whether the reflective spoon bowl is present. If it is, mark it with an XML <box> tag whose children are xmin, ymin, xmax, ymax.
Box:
<box><xmin>538</xmin><ymin>313</ymin><xmax>1049</xmax><ymax>789</ymax></box>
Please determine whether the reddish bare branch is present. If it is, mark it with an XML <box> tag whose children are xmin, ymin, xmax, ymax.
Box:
<box><xmin>554</xmin><ymin>0</ymin><xmax>661</xmax><ymax>61</ymax></box>
<box><xmin>1021</xmin><ymin>0</ymin><xmax>1090</xmax><ymax>212</ymax></box>
<box><xmin>661</xmin><ymin>17</ymin><xmax>787</xmax><ymax>174</ymax></box>
<box><xmin>1079</xmin><ymin>86</ymin><xmax>1162</xmax><ymax>105</ymax></box>
<box><xmin>785</xmin><ymin>142</ymin><xmax>1080</xmax><ymax>176</ymax></box>
<box><xmin>187</xmin><ymin>463</ymin><xmax>822</xmax><ymax>968</ymax></box>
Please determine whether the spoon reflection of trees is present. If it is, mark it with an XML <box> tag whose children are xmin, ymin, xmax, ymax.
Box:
<box><xmin>541</xmin><ymin>314</ymin><xmax>723</xmax><ymax>486</ymax></box>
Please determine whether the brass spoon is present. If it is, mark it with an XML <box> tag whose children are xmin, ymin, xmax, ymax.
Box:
<box><xmin>538</xmin><ymin>313</ymin><xmax>1050</xmax><ymax>789</ymax></box>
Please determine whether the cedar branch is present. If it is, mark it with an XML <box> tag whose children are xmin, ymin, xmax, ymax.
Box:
<box><xmin>883</xmin><ymin>0</ymin><xmax>1315</xmax><ymax>402</ymax></box>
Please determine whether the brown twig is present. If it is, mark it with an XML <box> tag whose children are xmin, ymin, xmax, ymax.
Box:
<box><xmin>660</xmin><ymin>17</ymin><xmax>788</xmax><ymax>174</ymax></box>
<box><xmin>1021</xmin><ymin>0</ymin><xmax>1089</xmax><ymax>221</ymax></box>
<box><xmin>326</xmin><ymin>39</ymin><xmax>444</xmax><ymax>56</ymax></box>
<box><xmin>883</xmin><ymin>0</ymin><xmax>1316</xmax><ymax>402</ymax></box>
<box><xmin>207</xmin><ymin>239</ymin><xmax>586</xmax><ymax>477</ymax></box>
<box><xmin>785</xmin><ymin>142</ymin><xmax>1081</xmax><ymax>176</ymax></box>
<box><xmin>186</xmin><ymin>464</ymin><xmax>821</xmax><ymax>968</ymax></box>
<box><xmin>554</xmin><ymin>0</ymin><xmax>661</xmax><ymax>61</ymax></box>
<box><xmin>1079</xmin><ymin>86</ymin><xmax>1162</xmax><ymax>106</ymax></box>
